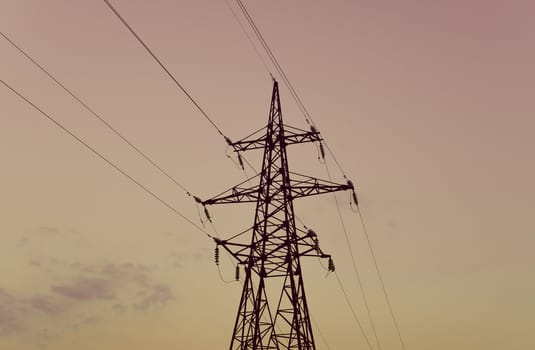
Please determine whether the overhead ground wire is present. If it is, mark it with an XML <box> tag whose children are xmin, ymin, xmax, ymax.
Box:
<box><xmin>223</xmin><ymin>0</ymin><xmax>272</xmax><ymax>76</ymax></box>
<box><xmin>233</xmin><ymin>0</ymin><xmax>349</xmax><ymax>180</ymax></box>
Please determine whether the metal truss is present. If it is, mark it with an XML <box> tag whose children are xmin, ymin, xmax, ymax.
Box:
<box><xmin>203</xmin><ymin>80</ymin><xmax>353</xmax><ymax>350</ymax></box>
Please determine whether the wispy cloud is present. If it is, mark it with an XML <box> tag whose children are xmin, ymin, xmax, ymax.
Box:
<box><xmin>51</xmin><ymin>278</ymin><xmax>115</xmax><ymax>301</ymax></box>
<box><xmin>133</xmin><ymin>284</ymin><xmax>174</xmax><ymax>311</ymax></box>
<box><xmin>0</xmin><ymin>289</ymin><xmax>25</xmax><ymax>336</ymax></box>
<box><xmin>6</xmin><ymin>225</ymin><xmax>187</xmax><ymax>346</ymax></box>
<box><xmin>29</xmin><ymin>295</ymin><xmax>63</xmax><ymax>315</ymax></box>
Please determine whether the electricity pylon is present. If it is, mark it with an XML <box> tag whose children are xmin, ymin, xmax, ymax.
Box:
<box><xmin>203</xmin><ymin>80</ymin><xmax>355</xmax><ymax>350</ymax></box>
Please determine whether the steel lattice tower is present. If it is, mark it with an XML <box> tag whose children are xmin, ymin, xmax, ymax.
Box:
<box><xmin>203</xmin><ymin>80</ymin><xmax>354</xmax><ymax>350</ymax></box>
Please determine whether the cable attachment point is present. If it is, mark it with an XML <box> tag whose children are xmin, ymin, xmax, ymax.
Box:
<box><xmin>235</xmin><ymin>264</ymin><xmax>240</xmax><ymax>281</ymax></box>
<box><xmin>194</xmin><ymin>195</ymin><xmax>213</xmax><ymax>223</ymax></box>
<box><xmin>224</xmin><ymin>136</ymin><xmax>233</xmax><ymax>146</ymax></box>
<box><xmin>328</xmin><ymin>257</ymin><xmax>335</xmax><ymax>272</ymax></box>
<box><xmin>193</xmin><ymin>195</ymin><xmax>206</xmax><ymax>227</ymax></box>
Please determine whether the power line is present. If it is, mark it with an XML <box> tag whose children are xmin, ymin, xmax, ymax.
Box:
<box><xmin>0</xmin><ymin>30</ymin><xmax>193</xmax><ymax>198</ymax></box>
<box><xmin>311</xmin><ymin>314</ymin><xmax>331</xmax><ymax>350</ymax></box>
<box><xmin>234</xmin><ymin>0</ymin><xmax>308</xmax><ymax>122</ymax></box>
<box><xmin>233</xmin><ymin>0</ymin><xmax>349</xmax><ymax>179</ymax></box>
<box><xmin>223</xmin><ymin>0</ymin><xmax>272</xmax><ymax>76</ymax></box>
<box><xmin>325</xmin><ymin>163</ymin><xmax>382</xmax><ymax>350</ymax></box>
<box><xmin>334</xmin><ymin>271</ymin><xmax>374</xmax><ymax>350</ymax></box>
<box><xmin>358</xmin><ymin>207</ymin><xmax>407</xmax><ymax>350</ymax></box>
<box><xmin>101</xmin><ymin>2</ymin><xmax>389</xmax><ymax>347</ymax></box>
<box><xmin>102</xmin><ymin>0</ymin><xmax>229</xmax><ymax>142</ymax></box>
<box><xmin>231</xmin><ymin>3</ymin><xmax>408</xmax><ymax>348</ymax></box>
<box><xmin>1</xmin><ymin>78</ymin><xmax>213</xmax><ymax>240</ymax></box>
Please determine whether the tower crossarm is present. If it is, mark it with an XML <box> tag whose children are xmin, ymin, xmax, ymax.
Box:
<box><xmin>214</xmin><ymin>237</ymin><xmax>251</xmax><ymax>264</ymax></box>
<box><xmin>230</xmin><ymin>125</ymin><xmax>322</xmax><ymax>152</ymax></box>
<box><xmin>288</xmin><ymin>172</ymin><xmax>353</xmax><ymax>200</ymax></box>
<box><xmin>202</xmin><ymin>174</ymin><xmax>261</xmax><ymax>205</ymax></box>
<box><xmin>203</xmin><ymin>172</ymin><xmax>353</xmax><ymax>206</ymax></box>
<box><xmin>214</xmin><ymin>225</ymin><xmax>335</xmax><ymax>277</ymax></box>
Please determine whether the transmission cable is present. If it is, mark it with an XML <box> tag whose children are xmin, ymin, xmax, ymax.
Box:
<box><xmin>223</xmin><ymin>0</ymin><xmax>272</xmax><ymax>76</ymax></box>
<box><xmin>334</xmin><ymin>271</ymin><xmax>373</xmax><ymax>350</ymax></box>
<box><xmin>311</xmin><ymin>314</ymin><xmax>331</xmax><ymax>350</ymax></box>
<box><xmin>358</xmin><ymin>206</ymin><xmax>407</xmax><ymax>350</ymax></box>
<box><xmin>1</xmin><ymin>78</ymin><xmax>213</xmax><ymax>240</ymax></box>
<box><xmin>0</xmin><ymin>31</ymin><xmax>195</xmax><ymax>199</ymax></box>
<box><xmin>102</xmin><ymin>4</ymin><xmax>362</xmax><ymax>347</ymax></box>
<box><xmin>324</xmin><ymin>163</ymin><xmax>382</xmax><ymax>350</ymax></box>
<box><xmin>232</xmin><ymin>3</ymin><xmax>407</xmax><ymax>348</ymax></box>
<box><xmin>233</xmin><ymin>0</ymin><xmax>349</xmax><ymax>180</ymax></box>
<box><xmin>103</xmin><ymin>0</ymin><xmax>229</xmax><ymax>143</ymax></box>
<box><xmin>234</xmin><ymin>0</ymin><xmax>309</xmax><ymax>123</ymax></box>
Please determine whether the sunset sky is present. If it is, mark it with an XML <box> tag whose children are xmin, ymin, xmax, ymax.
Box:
<box><xmin>1</xmin><ymin>1</ymin><xmax>534</xmax><ymax>349</ymax></box>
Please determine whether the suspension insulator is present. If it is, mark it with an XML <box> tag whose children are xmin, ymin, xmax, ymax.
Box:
<box><xmin>235</xmin><ymin>265</ymin><xmax>240</xmax><ymax>281</ymax></box>
<box><xmin>224</xmin><ymin>136</ymin><xmax>233</xmax><ymax>146</ymax></box>
<box><xmin>310</xmin><ymin>125</ymin><xmax>318</xmax><ymax>133</ymax></box>
<box><xmin>328</xmin><ymin>257</ymin><xmax>335</xmax><ymax>272</ymax></box>
<box><xmin>346</xmin><ymin>180</ymin><xmax>359</xmax><ymax>207</ymax></box>
<box><xmin>352</xmin><ymin>191</ymin><xmax>359</xmax><ymax>207</ymax></box>
<box><xmin>319</xmin><ymin>142</ymin><xmax>325</xmax><ymax>160</ymax></box>
<box><xmin>193</xmin><ymin>195</ymin><xmax>203</xmax><ymax>204</ymax></box>
<box><xmin>237</xmin><ymin>152</ymin><xmax>245</xmax><ymax>170</ymax></box>
<box><xmin>214</xmin><ymin>245</ymin><xmax>220</xmax><ymax>266</ymax></box>
<box><xmin>204</xmin><ymin>206</ymin><xmax>212</xmax><ymax>223</ymax></box>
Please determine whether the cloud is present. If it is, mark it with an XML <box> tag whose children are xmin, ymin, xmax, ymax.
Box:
<box><xmin>112</xmin><ymin>303</ymin><xmax>126</xmax><ymax>313</ymax></box>
<box><xmin>98</xmin><ymin>262</ymin><xmax>153</xmax><ymax>284</ymax></box>
<box><xmin>0</xmin><ymin>289</ymin><xmax>25</xmax><ymax>335</ymax></box>
<box><xmin>133</xmin><ymin>285</ymin><xmax>174</xmax><ymax>311</ymax></box>
<box><xmin>71</xmin><ymin>315</ymin><xmax>99</xmax><ymax>330</ymax></box>
<box><xmin>39</xmin><ymin>226</ymin><xmax>60</xmax><ymax>235</ymax></box>
<box><xmin>168</xmin><ymin>252</ymin><xmax>184</xmax><ymax>269</ymax></box>
<box><xmin>0</xmin><ymin>256</ymin><xmax>175</xmax><ymax>344</ymax></box>
<box><xmin>29</xmin><ymin>259</ymin><xmax>42</xmax><ymax>267</ymax></box>
<box><xmin>17</xmin><ymin>237</ymin><xmax>29</xmax><ymax>248</ymax></box>
<box><xmin>49</xmin><ymin>262</ymin><xmax>175</xmax><ymax>313</ymax></box>
<box><xmin>51</xmin><ymin>278</ymin><xmax>115</xmax><ymax>301</ymax></box>
<box><xmin>17</xmin><ymin>226</ymin><xmax>89</xmax><ymax>252</ymax></box>
<box><xmin>29</xmin><ymin>296</ymin><xmax>63</xmax><ymax>315</ymax></box>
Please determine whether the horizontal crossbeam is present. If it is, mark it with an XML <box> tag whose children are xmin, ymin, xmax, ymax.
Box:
<box><xmin>231</xmin><ymin>125</ymin><xmax>322</xmax><ymax>152</ymax></box>
<box><xmin>203</xmin><ymin>172</ymin><xmax>352</xmax><ymax>205</ymax></box>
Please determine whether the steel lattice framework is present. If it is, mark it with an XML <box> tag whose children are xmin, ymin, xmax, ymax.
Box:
<box><xmin>203</xmin><ymin>81</ymin><xmax>353</xmax><ymax>350</ymax></box>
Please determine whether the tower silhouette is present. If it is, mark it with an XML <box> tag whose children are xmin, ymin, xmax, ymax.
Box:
<box><xmin>203</xmin><ymin>80</ymin><xmax>354</xmax><ymax>350</ymax></box>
